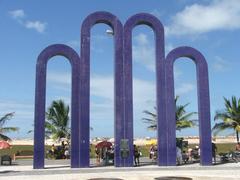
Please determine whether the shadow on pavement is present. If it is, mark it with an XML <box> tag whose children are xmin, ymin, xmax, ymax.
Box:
<box><xmin>0</xmin><ymin>170</ymin><xmax>20</xmax><ymax>174</ymax></box>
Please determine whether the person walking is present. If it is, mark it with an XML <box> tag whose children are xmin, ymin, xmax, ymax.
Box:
<box><xmin>134</xmin><ymin>145</ymin><xmax>140</xmax><ymax>166</ymax></box>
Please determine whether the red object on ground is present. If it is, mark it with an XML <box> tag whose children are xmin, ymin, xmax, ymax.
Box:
<box><xmin>0</xmin><ymin>141</ymin><xmax>11</xmax><ymax>149</ymax></box>
<box><xmin>95</xmin><ymin>141</ymin><xmax>112</xmax><ymax>149</ymax></box>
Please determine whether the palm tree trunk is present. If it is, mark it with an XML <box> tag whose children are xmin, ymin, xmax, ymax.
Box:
<box><xmin>236</xmin><ymin>130</ymin><xmax>239</xmax><ymax>143</ymax></box>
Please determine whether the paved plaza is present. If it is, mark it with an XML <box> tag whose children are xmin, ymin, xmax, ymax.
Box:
<box><xmin>1</xmin><ymin>159</ymin><xmax>240</xmax><ymax>180</ymax></box>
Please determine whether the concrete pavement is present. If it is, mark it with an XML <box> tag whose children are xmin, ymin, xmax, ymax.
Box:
<box><xmin>1</xmin><ymin>159</ymin><xmax>240</xmax><ymax>180</ymax></box>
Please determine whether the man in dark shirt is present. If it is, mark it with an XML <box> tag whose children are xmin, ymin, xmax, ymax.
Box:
<box><xmin>212</xmin><ymin>142</ymin><xmax>217</xmax><ymax>164</ymax></box>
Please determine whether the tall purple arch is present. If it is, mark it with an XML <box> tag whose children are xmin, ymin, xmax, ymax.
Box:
<box><xmin>33</xmin><ymin>44</ymin><xmax>81</xmax><ymax>169</ymax></box>
<box><xmin>80</xmin><ymin>11</ymin><xmax>124</xmax><ymax>167</ymax></box>
<box><xmin>123</xmin><ymin>13</ymin><xmax>167</xmax><ymax>166</ymax></box>
<box><xmin>165</xmin><ymin>46</ymin><xmax>212</xmax><ymax>165</ymax></box>
<box><xmin>34</xmin><ymin>12</ymin><xmax>213</xmax><ymax>169</ymax></box>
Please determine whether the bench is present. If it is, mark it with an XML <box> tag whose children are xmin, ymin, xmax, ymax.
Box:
<box><xmin>13</xmin><ymin>150</ymin><xmax>33</xmax><ymax>160</ymax></box>
<box><xmin>1</xmin><ymin>155</ymin><xmax>12</xmax><ymax>165</ymax></box>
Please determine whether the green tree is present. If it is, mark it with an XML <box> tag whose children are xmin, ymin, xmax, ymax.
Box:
<box><xmin>0</xmin><ymin>112</ymin><xmax>19</xmax><ymax>141</ymax></box>
<box><xmin>213</xmin><ymin>96</ymin><xmax>240</xmax><ymax>143</ymax></box>
<box><xmin>45</xmin><ymin>100</ymin><xmax>70</xmax><ymax>141</ymax></box>
<box><xmin>142</xmin><ymin>96</ymin><xmax>197</xmax><ymax>131</ymax></box>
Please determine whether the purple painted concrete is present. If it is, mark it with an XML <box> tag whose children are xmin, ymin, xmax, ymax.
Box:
<box><xmin>80</xmin><ymin>11</ymin><xmax>124</xmax><ymax>167</ymax></box>
<box><xmin>34</xmin><ymin>44</ymin><xmax>81</xmax><ymax>169</ymax></box>
<box><xmin>34</xmin><ymin>12</ymin><xmax>213</xmax><ymax>169</ymax></box>
<box><xmin>165</xmin><ymin>46</ymin><xmax>212</xmax><ymax>165</ymax></box>
<box><xmin>123</xmin><ymin>13</ymin><xmax>166</xmax><ymax>166</ymax></box>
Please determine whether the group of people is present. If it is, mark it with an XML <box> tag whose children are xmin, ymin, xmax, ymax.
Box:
<box><xmin>48</xmin><ymin>141</ymin><xmax>70</xmax><ymax>159</ymax></box>
<box><xmin>48</xmin><ymin>141</ymin><xmax>240</xmax><ymax>165</ymax></box>
<box><xmin>176</xmin><ymin>141</ymin><xmax>240</xmax><ymax>165</ymax></box>
<box><xmin>148</xmin><ymin>144</ymin><xmax>201</xmax><ymax>165</ymax></box>
<box><xmin>176</xmin><ymin>145</ymin><xmax>201</xmax><ymax>165</ymax></box>
<box><xmin>94</xmin><ymin>144</ymin><xmax>142</xmax><ymax>166</ymax></box>
<box><xmin>95</xmin><ymin>146</ymin><xmax>114</xmax><ymax>165</ymax></box>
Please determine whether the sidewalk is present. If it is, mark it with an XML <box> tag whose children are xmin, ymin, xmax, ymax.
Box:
<box><xmin>1</xmin><ymin>162</ymin><xmax>240</xmax><ymax>180</ymax></box>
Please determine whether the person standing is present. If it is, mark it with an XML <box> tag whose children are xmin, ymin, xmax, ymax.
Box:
<box><xmin>235</xmin><ymin>142</ymin><xmax>240</xmax><ymax>151</ymax></box>
<box><xmin>51</xmin><ymin>144</ymin><xmax>55</xmax><ymax>155</ymax></box>
<box><xmin>95</xmin><ymin>147</ymin><xmax>100</xmax><ymax>165</ymax></box>
<box><xmin>149</xmin><ymin>145</ymin><xmax>154</xmax><ymax>159</ymax></box>
<box><xmin>134</xmin><ymin>145</ymin><xmax>140</xmax><ymax>166</ymax></box>
<box><xmin>212</xmin><ymin>142</ymin><xmax>217</xmax><ymax>164</ymax></box>
<box><xmin>176</xmin><ymin>146</ymin><xmax>182</xmax><ymax>165</ymax></box>
<box><xmin>61</xmin><ymin>141</ymin><xmax>66</xmax><ymax>159</ymax></box>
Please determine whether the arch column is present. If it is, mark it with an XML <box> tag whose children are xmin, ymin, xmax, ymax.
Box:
<box><xmin>123</xmin><ymin>13</ymin><xmax>166</xmax><ymax>166</ymax></box>
<box><xmin>165</xmin><ymin>46</ymin><xmax>212</xmax><ymax>165</ymax></box>
<box><xmin>80</xmin><ymin>11</ymin><xmax>124</xmax><ymax>167</ymax></box>
<box><xmin>34</xmin><ymin>44</ymin><xmax>81</xmax><ymax>168</ymax></box>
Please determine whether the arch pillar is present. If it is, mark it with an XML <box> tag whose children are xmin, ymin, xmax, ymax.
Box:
<box><xmin>34</xmin><ymin>44</ymin><xmax>81</xmax><ymax>168</ymax></box>
<box><xmin>123</xmin><ymin>13</ymin><xmax>166</xmax><ymax>166</ymax></box>
<box><xmin>165</xmin><ymin>46</ymin><xmax>212</xmax><ymax>165</ymax></box>
<box><xmin>80</xmin><ymin>11</ymin><xmax>124</xmax><ymax>167</ymax></box>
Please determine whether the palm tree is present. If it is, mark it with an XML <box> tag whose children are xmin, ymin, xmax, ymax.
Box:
<box><xmin>142</xmin><ymin>96</ymin><xmax>197</xmax><ymax>131</ymax></box>
<box><xmin>213</xmin><ymin>96</ymin><xmax>240</xmax><ymax>143</ymax></box>
<box><xmin>31</xmin><ymin>99</ymin><xmax>93</xmax><ymax>139</ymax></box>
<box><xmin>45</xmin><ymin>100</ymin><xmax>70</xmax><ymax>141</ymax></box>
<box><xmin>0</xmin><ymin>112</ymin><xmax>19</xmax><ymax>141</ymax></box>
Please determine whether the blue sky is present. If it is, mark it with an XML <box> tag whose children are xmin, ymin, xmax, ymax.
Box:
<box><xmin>0</xmin><ymin>0</ymin><xmax>240</xmax><ymax>139</ymax></box>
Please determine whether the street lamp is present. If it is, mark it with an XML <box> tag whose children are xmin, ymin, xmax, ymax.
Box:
<box><xmin>106</xmin><ymin>29</ymin><xmax>114</xmax><ymax>35</ymax></box>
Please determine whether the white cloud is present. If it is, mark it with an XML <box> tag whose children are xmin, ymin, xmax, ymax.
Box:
<box><xmin>9</xmin><ymin>9</ymin><xmax>25</xmax><ymax>19</ymax></box>
<box><xmin>9</xmin><ymin>9</ymin><xmax>46</xmax><ymax>33</ymax></box>
<box><xmin>47</xmin><ymin>71</ymin><xmax>193</xmax><ymax>110</ymax></box>
<box><xmin>174</xmin><ymin>66</ymin><xmax>183</xmax><ymax>79</ymax></box>
<box><xmin>212</xmin><ymin>56</ymin><xmax>230</xmax><ymax>72</ymax></box>
<box><xmin>47</xmin><ymin>72</ymin><xmax>70</xmax><ymax>85</ymax></box>
<box><xmin>0</xmin><ymin>100</ymin><xmax>33</xmax><ymax>120</ymax></box>
<box><xmin>47</xmin><ymin>72</ymin><xmax>113</xmax><ymax>100</ymax></box>
<box><xmin>175</xmin><ymin>83</ymin><xmax>195</xmax><ymax>95</ymax></box>
<box><xmin>133</xmin><ymin>33</ymin><xmax>155</xmax><ymax>72</ymax></box>
<box><xmin>25</xmin><ymin>21</ymin><xmax>46</xmax><ymax>33</ymax></box>
<box><xmin>167</xmin><ymin>0</ymin><xmax>240</xmax><ymax>35</ymax></box>
<box><xmin>133</xmin><ymin>34</ymin><xmax>182</xmax><ymax>79</ymax></box>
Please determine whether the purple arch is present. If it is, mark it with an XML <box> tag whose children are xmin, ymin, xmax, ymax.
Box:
<box><xmin>123</xmin><ymin>13</ymin><xmax>166</xmax><ymax>166</ymax></box>
<box><xmin>33</xmin><ymin>44</ymin><xmax>81</xmax><ymax>169</ymax></box>
<box><xmin>80</xmin><ymin>11</ymin><xmax>124</xmax><ymax>167</ymax></box>
<box><xmin>165</xmin><ymin>46</ymin><xmax>212</xmax><ymax>165</ymax></box>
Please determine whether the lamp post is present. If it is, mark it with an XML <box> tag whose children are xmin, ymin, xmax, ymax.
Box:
<box><xmin>106</xmin><ymin>29</ymin><xmax>114</xmax><ymax>35</ymax></box>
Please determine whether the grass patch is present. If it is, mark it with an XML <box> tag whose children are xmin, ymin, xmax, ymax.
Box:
<box><xmin>189</xmin><ymin>143</ymin><xmax>236</xmax><ymax>154</ymax></box>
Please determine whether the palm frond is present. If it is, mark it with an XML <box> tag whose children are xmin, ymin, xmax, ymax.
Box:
<box><xmin>212</xmin><ymin>122</ymin><xmax>233</xmax><ymax>135</ymax></box>
<box><xmin>147</xmin><ymin>125</ymin><xmax>157</xmax><ymax>131</ymax></box>
<box><xmin>142</xmin><ymin>96</ymin><xmax>196</xmax><ymax>131</ymax></box>
<box><xmin>213</xmin><ymin>96</ymin><xmax>240</xmax><ymax>140</ymax></box>
<box><xmin>142</xmin><ymin>110</ymin><xmax>157</xmax><ymax>118</ymax></box>
<box><xmin>0</xmin><ymin>112</ymin><xmax>15</xmax><ymax>127</ymax></box>
<box><xmin>0</xmin><ymin>127</ymin><xmax>19</xmax><ymax>133</ymax></box>
<box><xmin>0</xmin><ymin>133</ymin><xmax>12</xmax><ymax>141</ymax></box>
